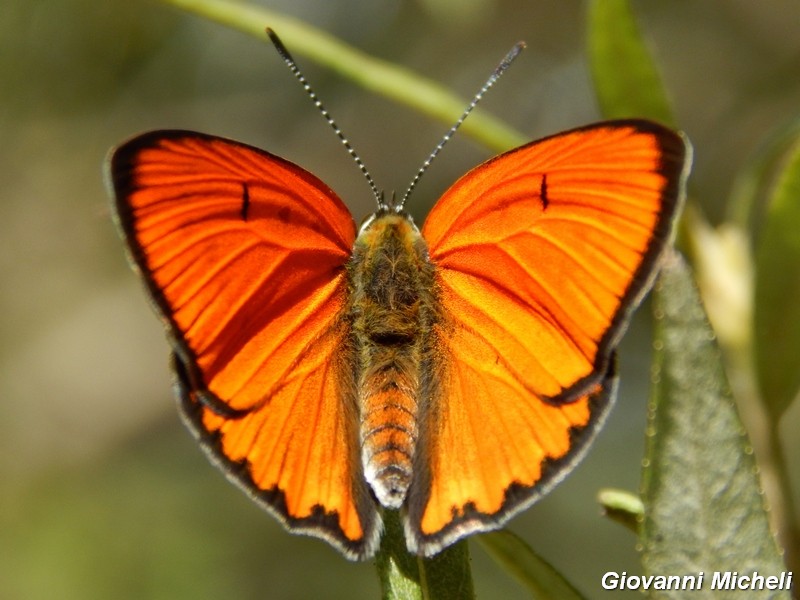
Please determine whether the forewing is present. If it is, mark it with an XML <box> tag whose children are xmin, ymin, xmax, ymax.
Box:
<box><xmin>109</xmin><ymin>131</ymin><xmax>379</xmax><ymax>558</ymax></box>
<box><xmin>409</xmin><ymin>120</ymin><xmax>688</xmax><ymax>553</ymax></box>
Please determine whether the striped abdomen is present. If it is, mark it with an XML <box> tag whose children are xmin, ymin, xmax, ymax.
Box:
<box><xmin>347</xmin><ymin>212</ymin><xmax>437</xmax><ymax>508</ymax></box>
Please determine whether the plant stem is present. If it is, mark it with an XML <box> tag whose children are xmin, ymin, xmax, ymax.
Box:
<box><xmin>158</xmin><ymin>0</ymin><xmax>527</xmax><ymax>152</ymax></box>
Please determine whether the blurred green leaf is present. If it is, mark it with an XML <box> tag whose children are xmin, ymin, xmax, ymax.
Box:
<box><xmin>0</xmin><ymin>0</ymin><xmax>181</xmax><ymax>118</ymax></box>
<box><xmin>754</xmin><ymin>136</ymin><xmax>800</xmax><ymax>420</ymax></box>
<box><xmin>376</xmin><ymin>511</ymin><xmax>475</xmax><ymax>600</ymax></box>
<box><xmin>681</xmin><ymin>205</ymin><xmax>753</xmax><ymax>352</ymax></box>
<box><xmin>159</xmin><ymin>0</ymin><xmax>526</xmax><ymax>152</ymax></box>
<box><xmin>586</xmin><ymin>0</ymin><xmax>674</xmax><ymax>125</ymax></box>
<box><xmin>479</xmin><ymin>530</ymin><xmax>586</xmax><ymax>599</ymax></box>
<box><xmin>642</xmin><ymin>252</ymin><xmax>788</xmax><ymax>598</ymax></box>
<box><xmin>727</xmin><ymin>117</ymin><xmax>800</xmax><ymax>231</ymax></box>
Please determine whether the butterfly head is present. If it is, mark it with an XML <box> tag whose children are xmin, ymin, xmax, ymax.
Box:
<box><xmin>359</xmin><ymin>190</ymin><xmax>418</xmax><ymax>236</ymax></box>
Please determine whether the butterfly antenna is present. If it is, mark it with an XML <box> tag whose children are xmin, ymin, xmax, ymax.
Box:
<box><xmin>398</xmin><ymin>41</ymin><xmax>526</xmax><ymax>211</ymax></box>
<box><xmin>267</xmin><ymin>29</ymin><xmax>385</xmax><ymax>209</ymax></box>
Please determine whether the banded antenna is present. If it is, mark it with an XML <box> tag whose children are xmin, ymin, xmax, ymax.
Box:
<box><xmin>398</xmin><ymin>41</ymin><xmax>526</xmax><ymax>211</ymax></box>
<box><xmin>267</xmin><ymin>28</ymin><xmax>525</xmax><ymax>212</ymax></box>
<box><xmin>267</xmin><ymin>28</ymin><xmax>384</xmax><ymax>208</ymax></box>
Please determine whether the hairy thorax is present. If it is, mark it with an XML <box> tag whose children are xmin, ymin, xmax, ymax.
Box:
<box><xmin>347</xmin><ymin>212</ymin><xmax>438</xmax><ymax>508</ymax></box>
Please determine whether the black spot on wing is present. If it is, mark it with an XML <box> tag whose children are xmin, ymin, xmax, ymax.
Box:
<box><xmin>240</xmin><ymin>182</ymin><xmax>251</xmax><ymax>221</ymax></box>
<box><xmin>539</xmin><ymin>174</ymin><xmax>549</xmax><ymax>210</ymax></box>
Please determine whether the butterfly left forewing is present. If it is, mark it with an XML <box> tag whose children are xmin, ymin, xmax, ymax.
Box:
<box><xmin>408</xmin><ymin>120</ymin><xmax>689</xmax><ymax>554</ymax></box>
<box><xmin>423</xmin><ymin>121</ymin><xmax>688</xmax><ymax>397</ymax></box>
<box><xmin>109</xmin><ymin>131</ymin><xmax>380</xmax><ymax>558</ymax></box>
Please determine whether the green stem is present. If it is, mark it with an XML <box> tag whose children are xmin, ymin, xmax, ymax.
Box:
<box><xmin>158</xmin><ymin>0</ymin><xmax>527</xmax><ymax>153</ymax></box>
<box><xmin>377</xmin><ymin>511</ymin><xmax>474</xmax><ymax>600</ymax></box>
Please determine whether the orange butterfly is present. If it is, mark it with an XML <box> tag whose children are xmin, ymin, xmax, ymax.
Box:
<box><xmin>109</xmin><ymin>33</ymin><xmax>689</xmax><ymax>560</ymax></box>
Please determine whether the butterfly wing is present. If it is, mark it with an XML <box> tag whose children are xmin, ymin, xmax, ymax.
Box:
<box><xmin>408</xmin><ymin>120</ymin><xmax>689</xmax><ymax>554</ymax></box>
<box><xmin>109</xmin><ymin>131</ymin><xmax>380</xmax><ymax>559</ymax></box>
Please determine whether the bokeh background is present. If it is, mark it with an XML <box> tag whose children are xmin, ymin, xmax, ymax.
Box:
<box><xmin>3</xmin><ymin>0</ymin><xmax>800</xmax><ymax>598</ymax></box>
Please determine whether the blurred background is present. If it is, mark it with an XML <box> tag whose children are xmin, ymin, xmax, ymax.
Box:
<box><xmin>2</xmin><ymin>0</ymin><xmax>800</xmax><ymax>598</ymax></box>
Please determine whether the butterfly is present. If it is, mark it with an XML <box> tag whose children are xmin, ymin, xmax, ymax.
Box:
<box><xmin>108</xmin><ymin>32</ymin><xmax>689</xmax><ymax>560</ymax></box>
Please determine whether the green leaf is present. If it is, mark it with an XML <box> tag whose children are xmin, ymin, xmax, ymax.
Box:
<box><xmin>479</xmin><ymin>530</ymin><xmax>586</xmax><ymax>600</ymax></box>
<box><xmin>586</xmin><ymin>0</ymin><xmax>674</xmax><ymax>125</ymax></box>
<box><xmin>597</xmin><ymin>488</ymin><xmax>643</xmax><ymax>534</ymax></box>
<box><xmin>642</xmin><ymin>252</ymin><xmax>789</xmax><ymax>599</ymax></box>
<box><xmin>376</xmin><ymin>511</ymin><xmax>475</xmax><ymax>600</ymax></box>
<box><xmin>158</xmin><ymin>0</ymin><xmax>526</xmax><ymax>152</ymax></box>
<box><xmin>754</xmin><ymin>136</ymin><xmax>800</xmax><ymax>419</ymax></box>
